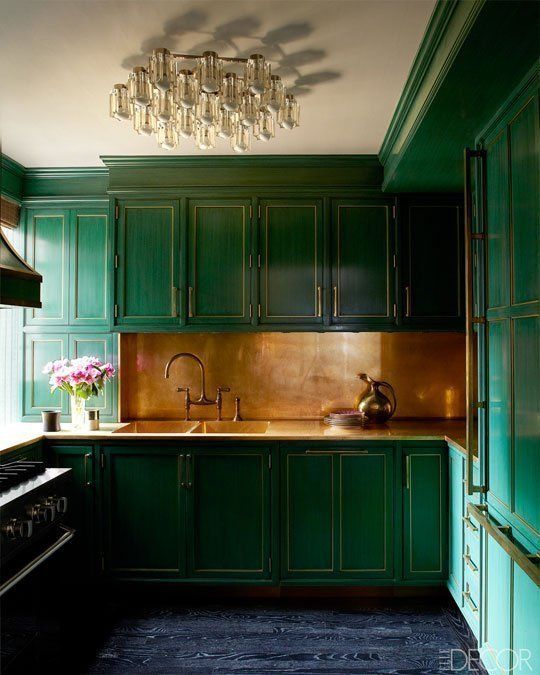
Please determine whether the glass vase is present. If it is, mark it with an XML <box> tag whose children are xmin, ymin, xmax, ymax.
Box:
<box><xmin>70</xmin><ymin>395</ymin><xmax>85</xmax><ymax>430</ymax></box>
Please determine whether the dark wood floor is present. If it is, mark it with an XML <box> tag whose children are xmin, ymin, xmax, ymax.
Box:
<box><xmin>2</xmin><ymin>583</ymin><xmax>486</xmax><ymax>675</ymax></box>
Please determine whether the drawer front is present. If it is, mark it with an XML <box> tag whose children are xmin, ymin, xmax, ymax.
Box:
<box><xmin>463</xmin><ymin>542</ymin><xmax>480</xmax><ymax>591</ymax></box>
<box><xmin>463</xmin><ymin>514</ymin><xmax>481</xmax><ymax>562</ymax></box>
<box><xmin>462</xmin><ymin>580</ymin><xmax>481</xmax><ymax>638</ymax></box>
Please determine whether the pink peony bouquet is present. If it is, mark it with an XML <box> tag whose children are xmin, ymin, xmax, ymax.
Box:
<box><xmin>43</xmin><ymin>356</ymin><xmax>116</xmax><ymax>400</ymax></box>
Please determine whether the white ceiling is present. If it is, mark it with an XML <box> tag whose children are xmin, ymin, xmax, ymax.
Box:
<box><xmin>0</xmin><ymin>0</ymin><xmax>435</xmax><ymax>167</ymax></box>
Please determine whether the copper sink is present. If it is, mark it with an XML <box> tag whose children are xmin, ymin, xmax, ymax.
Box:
<box><xmin>114</xmin><ymin>420</ymin><xmax>200</xmax><ymax>434</ymax></box>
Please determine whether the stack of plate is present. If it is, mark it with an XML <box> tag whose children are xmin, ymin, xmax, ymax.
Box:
<box><xmin>323</xmin><ymin>409</ymin><xmax>368</xmax><ymax>428</ymax></box>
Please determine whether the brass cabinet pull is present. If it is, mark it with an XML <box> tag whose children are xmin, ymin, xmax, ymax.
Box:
<box><xmin>178</xmin><ymin>454</ymin><xmax>185</xmax><ymax>487</ymax></box>
<box><xmin>405</xmin><ymin>455</ymin><xmax>411</xmax><ymax>489</ymax></box>
<box><xmin>463</xmin><ymin>588</ymin><xmax>479</xmax><ymax>613</ymax></box>
<box><xmin>317</xmin><ymin>286</ymin><xmax>322</xmax><ymax>317</ymax></box>
<box><xmin>333</xmin><ymin>285</ymin><xmax>338</xmax><ymax>317</ymax></box>
<box><xmin>405</xmin><ymin>286</ymin><xmax>411</xmax><ymax>317</ymax></box>
<box><xmin>84</xmin><ymin>452</ymin><xmax>92</xmax><ymax>487</ymax></box>
<box><xmin>462</xmin><ymin>515</ymin><xmax>479</xmax><ymax>533</ymax></box>
<box><xmin>188</xmin><ymin>287</ymin><xmax>194</xmax><ymax>317</ymax></box>
<box><xmin>463</xmin><ymin>548</ymin><xmax>478</xmax><ymax>573</ymax></box>
<box><xmin>186</xmin><ymin>454</ymin><xmax>192</xmax><ymax>488</ymax></box>
<box><xmin>172</xmin><ymin>287</ymin><xmax>179</xmax><ymax>317</ymax></box>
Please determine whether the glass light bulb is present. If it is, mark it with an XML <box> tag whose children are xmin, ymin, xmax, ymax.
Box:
<box><xmin>157</xmin><ymin>122</ymin><xmax>177</xmax><ymax>149</ymax></box>
<box><xmin>177</xmin><ymin>106</ymin><xmax>195</xmax><ymax>138</ymax></box>
<box><xmin>255</xmin><ymin>109</ymin><xmax>275</xmax><ymax>142</ymax></box>
<box><xmin>217</xmin><ymin>109</ymin><xmax>238</xmax><ymax>139</ymax></box>
<box><xmin>197</xmin><ymin>92</ymin><xmax>219</xmax><ymax>126</ymax></box>
<box><xmin>278</xmin><ymin>94</ymin><xmax>300</xmax><ymax>130</ymax></box>
<box><xmin>264</xmin><ymin>75</ymin><xmax>284</xmax><ymax>114</ymax></box>
<box><xmin>175</xmin><ymin>68</ymin><xmax>197</xmax><ymax>109</ymax></box>
<box><xmin>109</xmin><ymin>84</ymin><xmax>131</xmax><ymax>120</ymax></box>
<box><xmin>246</xmin><ymin>54</ymin><xmax>270</xmax><ymax>96</ymax></box>
<box><xmin>196</xmin><ymin>123</ymin><xmax>216</xmax><ymax>150</ymax></box>
<box><xmin>222</xmin><ymin>72</ymin><xmax>242</xmax><ymax>112</ymax></box>
<box><xmin>198</xmin><ymin>51</ymin><xmax>222</xmax><ymax>94</ymax></box>
<box><xmin>133</xmin><ymin>105</ymin><xmax>153</xmax><ymax>135</ymax></box>
<box><xmin>149</xmin><ymin>48</ymin><xmax>173</xmax><ymax>91</ymax></box>
<box><xmin>152</xmin><ymin>89</ymin><xmax>174</xmax><ymax>123</ymax></box>
<box><xmin>240</xmin><ymin>93</ymin><xmax>259</xmax><ymax>127</ymax></box>
<box><xmin>128</xmin><ymin>66</ymin><xmax>152</xmax><ymax>107</ymax></box>
<box><xmin>231</xmin><ymin>126</ymin><xmax>251</xmax><ymax>153</ymax></box>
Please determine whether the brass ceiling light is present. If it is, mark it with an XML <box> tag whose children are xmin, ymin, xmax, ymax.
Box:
<box><xmin>109</xmin><ymin>48</ymin><xmax>300</xmax><ymax>152</ymax></box>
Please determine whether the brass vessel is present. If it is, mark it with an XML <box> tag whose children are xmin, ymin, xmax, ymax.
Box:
<box><xmin>357</xmin><ymin>373</ymin><xmax>397</xmax><ymax>423</ymax></box>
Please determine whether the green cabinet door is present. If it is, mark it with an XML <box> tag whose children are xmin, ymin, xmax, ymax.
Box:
<box><xmin>282</xmin><ymin>451</ymin><xmax>334</xmax><ymax>577</ymax></box>
<box><xmin>403</xmin><ymin>446</ymin><xmax>447</xmax><ymax>580</ymax></box>
<box><xmin>102</xmin><ymin>446</ymin><xmax>185</xmax><ymax>577</ymax></box>
<box><xmin>186</xmin><ymin>449</ymin><xmax>271</xmax><ymax>579</ymax></box>
<box><xmin>331</xmin><ymin>200</ymin><xmax>395</xmax><ymax>326</ymax></box>
<box><xmin>338</xmin><ymin>450</ymin><xmax>394</xmax><ymax>578</ymax></box>
<box><xmin>69</xmin><ymin>208</ymin><xmax>109</xmax><ymax>326</ymax></box>
<box><xmin>116</xmin><ymin>201</ymin><xmax>180</xmax><ymax>326</ymax></box>
<box><xmin>448</xmin><ymin>446</ymin><xmax>464</xmax><ymax>604</ymax></box>
<box><xmin>25</xmin><ymin>209</ymin><xmax>70</xmax><ymax>326</ymax></box>
<box><xmin>259</xmin><ymin>199</ymin><xmax>323</xmax><ymax>324</ymax></box>
<box><xmin>69</xmin><ymin>333</ymin><xmax>117</xmax><ymax>421</ymax></box>
<box><xmin>187</xmin><ymin>199</ymin><xmax>252</xmax><ymax>325</ymax></box>
<box><xmin>513</xmin><ymin>564</ymin><xmax>540</xmax><ymax>674</ymax></box>
<box><xmin>47</xmin><ymin>445</ymin><xmax>97</xmax><ymax>573</ymax></box>
<box><xmin>400</xmin><ymin>197</ymin><xmax>463</xmax><ymax>328</ymax></box>
<box><xmin>22</xmin><ymin>333</ymin><xmax>69</xmax><ymax>419</ymax></box>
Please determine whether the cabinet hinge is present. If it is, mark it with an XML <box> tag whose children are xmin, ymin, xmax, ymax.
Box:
<box><xmin>100</xmin><ymin>453</ymin><xmax>105</xmax><ymax>469</ymax></box>
<box><xmin>258</xmin><ymin>204</ymin><xmax>261</xmax><ymax>219</ymax></box>
<box><xmin>114</xmin><ymin>304</ymin><xmax>119</xmax><ymax>318</ymax></box>
<box><xmin>249</xmin><ymin>303</ymin><xmax>253</xmax><ymax>319</ymax></box>
<box><xmin>268</xmin><ymin>454</ymin><xmax>272</xmax><ymax>470</ymax></box>
<box><xmin>471</xmin><ymin>233</ymin><xmax>485</xmax><ymax>240</ymax></box>
<box><xmin>393</xmin><ymin>253</ymin><xmax>397</xmax><ymax>269</ymax></box>
<box><xmin>114</xmin><ymin>204</ymin><xmax>119</xmax><ymax>221</ymax></box>
<box><xmin>472</xmin><ymin>401</ymin><xmax>486</xmax><ymax>409</ymax></box>
<box><xmin>257</xmin><ymin>303</ymin><xmax>261</xmax><ymax>318</ymax></box>
<box><xmin>268</xmin><ymin>557</ymin><xmax>272</xmax><ymax>573</ymax></box>
<box><xmin>472</xmin><ymin>316</ymin><xmax>485</xmax><ymax>324</ymax></box>
<box><xmin>249</xmin><ymin>205</ymin><xmax>253</xmax><ymax>219</ymax></box>
<box><xmin>114</xmin><ymin>254</ymin><xmax>119</xmax><ymax>269</ymax></box>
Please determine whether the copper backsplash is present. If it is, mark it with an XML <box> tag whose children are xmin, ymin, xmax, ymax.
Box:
<box><xmin>119</xmin><ymin>332</ymin><xmax>465</xmax><ymax>421</ymax></box>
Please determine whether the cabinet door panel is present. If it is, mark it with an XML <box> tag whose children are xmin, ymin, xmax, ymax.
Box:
<box><xmin>282</xmin><ymin>453</ymin><xmax>333</xmax><ymax>576</ymax></box>
<box><xmin>103</xmin><ymin>448</ymin><xmax>184</xmax><ymax>576</ymax></box>
<box><xmin>482</xmin><ymin>532</ymin><xmax>511</xmax><ymax>672</ymax></box>
<box><xmin>486</xmin><ymin>129</ymin><xmax>510</xmax><ymax>310</ymax></box>
<box><xmin>25</xmin><ymin>210</ymin><xmax>70</xmax><ymax>325</ymax></box>
<box><xmin>23</xmin><ymin>333</ymin><xmax>69</xmax><ymax>418</ymax></box>
<box><xmin>187</xmin><ymin>450</ymin><xmax>270</xmax><ymax>578</ymax></box>
<box><xmin>70</xmin><ymin>209</ymin><xmax>109</xmax><ymax>325</ymax></box>
<box><xmin>402</xmin><ymin>201</ymin><xmax>462</xmax><ymax>324</ymax></box>
<box><xmin>339</xmin><ymin>451</ymin><xmax>393</xmax><ymax>578</ymax></box>
<box><xmin>187</xmin><ymin>200</ymin><xmax>251</xmax><ymax>324</ymax></box>
<box><xmin>403</xmin><ymin>448</ymin><xmax>447</xmax><ymax>579</ymax></box>
<box><xmin>69</xmin><ymin>333</ymin><xmax>117</xmax><ymax>420</ymax></box>
<box><xmin>260</xmin><ymin>200</ymin><xmax>323</xmax><ymax>323</ymax></box>
<box><xmin>510</xmin><ymin>95</ymin><xmax>539</xmax><ymax>306</ymax></box>
<box><xmin>116</xmin><ymin>202</ymin><xmax>179</xmax><ymax>325</ymax></box>
<box><xmin>331</xmin><ymin>201</ymin><xmax>393</xmax><ymax>324</ymax></box>
<box><xmin>513</xmin><ymin>565</ymin><xmax>540</xmax><ymax>675</ymax></box>
<box><xmin>487</xmin><ymin>318</ymin><xmax>512</xmax><ymax>511</ymax></box>
<box><xmin>448</xmin><ymin>448</ymin><xmax>464</xmax><ymax>603</ymax></box>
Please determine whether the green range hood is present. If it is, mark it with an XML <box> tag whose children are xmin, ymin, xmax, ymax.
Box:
<box><xmin>0</xmin><ymin>229</ymin><xmax>42</xmax><ymax>308</ymax></box>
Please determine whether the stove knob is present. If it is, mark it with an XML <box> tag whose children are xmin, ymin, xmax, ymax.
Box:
<box><xmin>46</xmin><ymin>496</ymin><xmax>68</xmax><ymax>514</ymax></box>
<box><xmin>27</xmin><ymin>502</ymin><xmax>56</xmax><ymax>523</ymax></box>
<box><xmin>2</xmin><ymin>518</ymin><xmax>33</xmax><ymax>539</ymax></box>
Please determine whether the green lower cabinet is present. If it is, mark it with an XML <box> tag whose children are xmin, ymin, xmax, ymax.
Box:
<box><xmin>512</xmin><ymin>565</ymin><xmax>540</xmax><ymax>674</ymax></box>
<box><xmin>186</xmin><ymin>448</ymin><xmax>272</xmax><ymax>580</ymax></box>
<box><xmin>281</xmin><ymin>447</ymin><xmax>393</xmax><ymax>581</ymax></box>
<box><xmin>447</xmin><ymin>446</ymin><xmax>464</xmax><ymax>604</ymax></box>
<box><xmin>403</xmin><ymin>446</ymin><xmax>447</xmax><ymax>580</ymax></box>
<box><xmin>102</xmin><ymin>446</ymin><xmax>185</xmax><ymax>578</ymax></box>
<box><xmin>47</xmin><ymin>445</ymin><xmax>98</xmax><ymax>573</ymax></box>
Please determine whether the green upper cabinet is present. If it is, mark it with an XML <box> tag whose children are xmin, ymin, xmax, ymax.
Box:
<box><xmin>69</xmin><ymin>333</ymin><xmax>117</xmax><ymax>420</ymax></box>
<box><xmin>258</xmin><ymin>199</ymin><xmax>323</xmax><ymax>324</ymax></box>
<box><xmin>399</xmin><ymin>196</ymin><xmax>464</xmax><ymax>328</ymax></box>
<box><xmin>115</xmin><ymin>200</ymin><xmax>180</xmax><ymax>326</ymax></box>
<box><xmin>69</xmin><ymin>208</ymin><xmax>109</xmax><ymax>326</ymax></box>
<box><xmin>22</xmin><ymin>333</ymin><xmax>69</xmax><ymax>418</ymax></box>
<box><xmin>25</xmin><ymin>209</ymin><xmax>70</xmax><ymax>325</ymax></box>
<box><xmin>187</xmin><ymin>199</ymin><xmax>252</xmax><ymax>325</ymax></box>
<box><xmin>403</xmin><ymin>445</ymin><xmax>447</xmax><ymax>580</ymax></box>
<box><xmin>102</xmin><ymin>446</ymin><xmax>185</xmax><ymax>577</ymax></box>
<box><xmin>186</xmin><ymin>448</ymin><xmax>272</xmax><ymax>580</ymax></box>
<box><xmin>330</xmin><ymin>200</ymin><xmax>395</xmax><ymax>326</ymax></box>
<box><xmin>509</xmin><ymin>94</ymin><xmax>539</xmax><ymax>307</ymax></box>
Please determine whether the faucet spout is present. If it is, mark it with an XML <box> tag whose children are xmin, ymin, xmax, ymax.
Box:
<box><xmin>164</xmin><ymin>352</ymin><xmax>210</xmax><ymax>402</ymax></box>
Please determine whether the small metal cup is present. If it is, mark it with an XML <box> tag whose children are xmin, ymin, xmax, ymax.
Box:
<box><xmin>85</xmin><ymin>409</ymin><xmax>100</xmax><ymax>431</ymax></box>
<box><xmin>42</xmin><ymin>410</ymin><xmax>61</xmax><ymax>432</ymax></box>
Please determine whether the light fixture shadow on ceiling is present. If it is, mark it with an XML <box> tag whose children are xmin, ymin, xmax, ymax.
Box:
<box><xmin>120</xmin><ymin>8</ymin><xmax>341</xmax><ymax>98</ymax></box>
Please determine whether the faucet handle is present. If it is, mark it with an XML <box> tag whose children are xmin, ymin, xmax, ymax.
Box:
<box><xmin>177</xmin><ymin>386</ymin><xmax>190</xmax><ymax>395</ymax></box>
<box><xmin>217</xmin><ymin>387</ymin><xmax>230</xmax><ymax>393</ymax></box>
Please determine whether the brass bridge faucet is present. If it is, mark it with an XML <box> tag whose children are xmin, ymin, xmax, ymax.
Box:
<box><xmin>164</xmin><ymin>352</ymin><xmax>230</xmax><ymax>421</ymax></box>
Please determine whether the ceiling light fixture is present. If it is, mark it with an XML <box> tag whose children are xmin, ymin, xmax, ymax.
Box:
<box><xmin>109</xmin><ymin>48</ymin><xmax>300</xmax><ymax>152</ymax></box>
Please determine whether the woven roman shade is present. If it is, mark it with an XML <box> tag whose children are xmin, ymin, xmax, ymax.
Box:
<box><xmin>0</xmin><ymin>196</ymin><xmax>20</xmax><ymax>229</ymax></box>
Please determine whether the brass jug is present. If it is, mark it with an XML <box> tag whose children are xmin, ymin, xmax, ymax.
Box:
<box><xmin>357</xmin><ymin>373</ymin><xmax>397</xmax><ymax>423</ymax></box>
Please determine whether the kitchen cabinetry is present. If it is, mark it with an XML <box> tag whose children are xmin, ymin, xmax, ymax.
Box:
<box><xmin>258</xmin><ymin>199</ymin><xmax>324</xmax><ymax>325</ymax></box>
<box><xmin>447</xmin><ymin>446</ymin><xmax>464</xmax><ymax>605</ymax></box>
<box><xmin>115</xmin><ymin>200</ymin><xmax>180</xmax><ymax>326</ymax></box>
<box><xmin>281</xmin><ymin>446</ymin><xmax>394</xmax><ymax>580</ymax></box>
<box><xmin>47</xmin><ymin>444</ymin><xmax>98</xmax><ymax>573</ymax></box>
<box><xmin>402</xmin><ymin>445</ymin><xmax>447</xmax><ymax>580</ymax></box>
<box><xmin>330</xmin><ymin>200</ymin><xmax>395</xmax><ymax>326</ymax></box>
<box><xmin>399</xmin><ymin>196</ymin><xmax>463</xmax><ymax>329</ymax></box>
<box><xmin>186</xmin><ymin>199</ymin><xmax>252</xmax><ymax>325</ymax></box>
